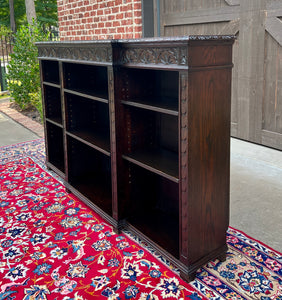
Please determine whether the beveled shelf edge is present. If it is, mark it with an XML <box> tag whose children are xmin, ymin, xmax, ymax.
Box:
<box><xmin>64</xmin><ymin>88</ymin><xmax>109</xmax><ymax>104</ymax></box>
<box><xmin>46</xmin><ymin>118</ymin><xmax>63</xmax><ymax>128</ymax></box>
<box><xmin>43</xmin><ymin>81</ymin><xmax>60</xmax><ymax>88</ymax></box>
<box><xmin>66</xmin><ymin>131</ymin><xmax>111</xmax><ymax>157</ymax></box>
<box><xmin>121</xmin><ymin>100</ymin><xmax>179</xmax><ymax>116</ymax></box>
<box><xmin>122</xmin><ymin>154</ymin><xmax>179</xmax><ymax>183</ymax></box>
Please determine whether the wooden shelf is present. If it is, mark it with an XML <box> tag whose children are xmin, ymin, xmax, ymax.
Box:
<box><xmin>123</xmin><ymin>149</ymin><xmax>179</xmax><ymax>183</ymax></box>
<box><xmin>46</xmin><ymin>117</ymin><xmax>63</xmax><ymax>127</ymax></box>
<box><xmin>66</xmin><ymin>130</ymin><xmax>110</xmax><ymax>156</ymax></box>
<box><xmin>122</xmin><ymin>96</ymin><xmax>178</xmax><ymax>116</ymax></box>
<box><xmin>64</xmin><ymin>88</ymin><xmax>109</xmax><ymax>104</ymax></box>
<box><xmin>43</xmin><ymin>81</ymin><xmax>60</xmax><ymax>88</ymax></box>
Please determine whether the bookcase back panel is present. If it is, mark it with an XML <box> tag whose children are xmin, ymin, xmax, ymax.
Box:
<box><xmin>46</xmin><ymin>122</ymin><xmax>65</xmax><ymax>173</ymax></box>
<box><xmin>125</xmin><ymin>162</ymin><xmax>179</xmax><ymax>258</ymax></box>
<box><xmin>44</xmin><ymin>85</ymin><xmax>62</xmax><ymax>123</ymax></box>
<box><xmin>67</xmin><ymin>137</ymin><xmax>112</xmax><ymax>216</ymax></box>
<box><xmin>63</xmin><ymin>63</ymin><xmax>109</xmax><ymax>99</ymax></box>
<box><xmin>42</xmin><ymin>60</ymin><xmax>59</xmax><ymax>84</ymax></box>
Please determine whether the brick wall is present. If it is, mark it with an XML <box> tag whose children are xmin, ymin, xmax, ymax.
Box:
<box><xmin>57</xmin><ymin>0</ymin><xmax>143</xmax><ymax>41</ymax></box>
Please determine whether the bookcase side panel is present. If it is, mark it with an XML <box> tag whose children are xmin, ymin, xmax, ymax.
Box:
<box><xmin>186</xmin><ymin>56</ymin><xmax>233</xmax><ymax>265</ymax></box>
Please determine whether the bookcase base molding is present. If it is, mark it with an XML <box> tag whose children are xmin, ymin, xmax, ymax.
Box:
<box><xmin>38</xmin><ymin>36</ymin><xmax>235</xmax><ymax>282</ymax></box>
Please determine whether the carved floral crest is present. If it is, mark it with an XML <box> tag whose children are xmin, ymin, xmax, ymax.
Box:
<box><xmin>121</xmin><ymin>47</ymin><xmax>187</xmax><ymax>66</ymax></box>
<box><xmin>38</xmin><ymin>45</ymin><xmax>112</xmax><ymax>63</ymax></box>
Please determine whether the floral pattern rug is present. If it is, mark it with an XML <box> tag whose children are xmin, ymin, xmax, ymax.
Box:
<box><xmin>0</xmin><ymin>139</ymin><xmax>281</xmax><ymax>300</ymax></box>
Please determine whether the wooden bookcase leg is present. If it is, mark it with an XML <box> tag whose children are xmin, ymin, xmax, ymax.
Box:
<box><xmin>218</xmin><ymin>252</ymin><xmax>227</xmax><ymax>262</ymax></box>
<box><xmin>180</xmin><ymin>270</ymin><xmax>197</xmax><ymax>283</ymax></box>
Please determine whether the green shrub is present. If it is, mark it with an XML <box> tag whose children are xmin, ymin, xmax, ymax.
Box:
<box><xmin>7</xmin><ymin>23</ymin><xmax>48</xmax><ymax>120</ymax></box>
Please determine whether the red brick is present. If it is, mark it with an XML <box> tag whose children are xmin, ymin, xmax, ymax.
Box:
<box><xmin>117</xmin><ymin>27</ymin><xmax>125</xmax><ymax>33</ymax></box>
<box><xmin>126</xmin><ymin>26</ymin><xmax>133</xmax><ymax>33</ymax></box>
<box><xmin>99</xmin><ymin>2</ymin><xmax>106</xmax><ymax>8</ymax></box>
<box><xmin>116</xmin><ymin>13</ymin><xmax>124</xmax><ymax>20</ymax></box>
<box><xmin>104</xmin><ymin>8</ymin><xmax>111</xmax><ymax>15</ymax></box>
<box><xmin>134</xmin><ymin>3</ymin><xmax>141</xmax><ymax>10</ymax></box>
<box><xmin>134</xmin><ymin>10</ymin><xmax>142</xmax><ymax>17</ymax></box>
<box><xmin>112</xmin><ymin>7</ymin><xmax>119</xmax><ymax>13</ymax></box>
<box><xmin>113</xmin><ymin>21</ymin><xmax>120</xmax><ymax>27</ymax></box>
<box><xmin>123</xmin><ymin>19</ymin><xmax>133</xmax><ymax>26</ymax></box>
<box><xmin>124</xmin><ymin>33</ymin><xmax>134</xmax><ymax>39</ymax></box>
<box><xmin>134</xmin><ymin>25</ymin><xmax>143</xmax><ymax>32</ymax></box>
<box><xmin>120</xmin><ymin>3</ymin><xmax>132</xmax><ymax>11</ymax></box>
<box><xmin>134</xmin><ymin>18</ymin><xmax>142</xmax><ymax>25</ymax></box>
<box><xmin>58</xmin><ymin>0</ymin><xmax>143</xmax><ymax>40</ymax></box>
<box><xmin>125</xmin><ymin>12</ymin><xmax>132</xmax><ymax>18</ymax></box>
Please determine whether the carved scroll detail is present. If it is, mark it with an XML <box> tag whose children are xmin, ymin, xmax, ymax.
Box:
<box><xmin>38</xmin><ymin>45</ymin><xmax>112</xmax><ymax>63</ymax></box>
<box><xmin>121</xmin><ymin>47</ymin><xmax>187</xmax><ymax>66</ymax></box>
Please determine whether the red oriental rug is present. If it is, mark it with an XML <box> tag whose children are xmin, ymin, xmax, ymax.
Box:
<box><xmin>0</xmin><ymin>139</ymin><xmax>281</xmax><ymax>300</ymax></box>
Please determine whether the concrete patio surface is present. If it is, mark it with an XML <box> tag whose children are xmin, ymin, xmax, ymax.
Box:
<box><xmin>230</xmin><ymin>139</ymin><xmax>282</xmax><ymax>252</ymax></box>
<box><xmin>0</xmin><ymin>112</ymin><xmax>39</xmax><ymax>146</ymax></box>
<box><xmin>0</xmin><ymin>99</ymin><xmax>281</xmax><ymax>253</ymax></box>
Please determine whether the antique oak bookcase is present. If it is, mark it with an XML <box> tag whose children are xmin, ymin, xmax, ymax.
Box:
<box><xmin>37</xmin><ymin>36</ymin><xmax>234</xmax><ymax>281</ymax></box>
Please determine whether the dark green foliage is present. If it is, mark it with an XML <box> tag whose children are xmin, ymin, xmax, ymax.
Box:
<box><xmin>0</xmin><ymin>0</ymin><xmax>58</xmax><ymax>32</ymax></box>
<box><xmin>35</xmin><ymin>0</ymin><xmax>58</xmax><ymax>30</ymax></box>
<box><xmin>6</xmin><ymin>23</ymin><xmax>49</xmax><ymax>120</ymax></box>
<box><xmin>0</xmin><ymin>0</ymin><xmax>26</xmax><ymax>29</ymax></box>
